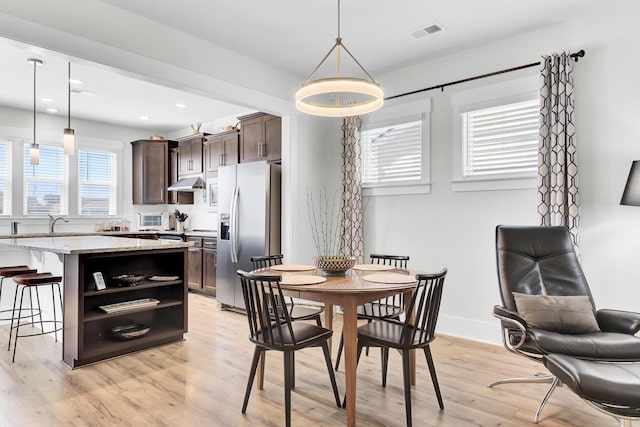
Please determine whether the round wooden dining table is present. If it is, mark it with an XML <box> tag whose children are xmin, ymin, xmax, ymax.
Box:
<box><xmin>253</xmin><ymin>265</ymin><xmax>418</xmax><ymax>427</ymax></box>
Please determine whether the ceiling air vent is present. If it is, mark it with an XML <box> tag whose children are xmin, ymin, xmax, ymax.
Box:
<box><xmin>409</xmin><ymin>24</ymin><xmax>444</xmax><ymax>40</ymax></box>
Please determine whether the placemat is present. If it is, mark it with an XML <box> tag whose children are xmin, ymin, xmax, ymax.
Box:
<box><xmin>352</xmin><ymin>264</ymin><xmax>396</xmax><ymax>271</ymax></box>
<box><xmin>270</xmin><ymin>264</ymin><xmax>317</xmax><ymax>272</ymax></box>
<box><xmin>363</xmin><ymin>273</ymin><xmax>416</xmax><ymax>284</ymax></box>
<box><xmin>280</xmin><ymin>275</ymin><xmax>327</xmax><ymax>285</ymax></box>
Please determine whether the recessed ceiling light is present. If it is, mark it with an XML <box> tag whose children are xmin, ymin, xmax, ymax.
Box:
<box><xmin>176</xmin><ymin>103</ymin><xmax>187</xmax><ymax>108</ymax></box>
<box><xmin>140</xmin><ymin>116</ymin><xmax>150</xmax><ymax>121</ymax></box>
<box><xmin>41</xmin><ymin>97</ymin><xmax>53</xmax><ymax>103</ymax></box>
<box><xmin>46</xmin><ymin>108</ymin><xmax>58</xmax><ymax>113</ymax></box>
<box><xmin>69</xmin><ymin>79</ymin><xmax>83</xmax><ymax>85</ymax></box>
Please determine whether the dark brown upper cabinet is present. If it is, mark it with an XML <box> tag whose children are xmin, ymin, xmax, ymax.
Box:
<box><xmin>177</xmin><ymin>134</ymin><xmax>206</xmax><ymax>176</ymax></box>
<box><xmin>238</xmin><ymin>113</ymin><xmax>281</xmax><ymax>163</ymax></box>
<box><xmin>204</xmin><ymin>130</ymin><xmax>239</xmax><ymax>173</ymax></box>
<box><xmin>131</xmin><ymin>139</ymin><xmax>177</xmax><ymax>205</ymax></box>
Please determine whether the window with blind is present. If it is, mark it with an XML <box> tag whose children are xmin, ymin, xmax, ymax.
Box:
<box><xmin>452</xmin><ymin>75</ymin><xmax>538</xmax><ymax>191</ymax></box>
<box><xmin>78</xmin><ymin>149</ymin><xmax>117</xmax><ymax>215</ymax></box>
<box><xmin>0</xmin><ymin>140</ymin><xmax>11</xmax><ymax>215</ymax></box>
<box><xmin>362</xmin><ymin>120</ymin><xmax>422</xmax><ymax>185</ymax></box>
<box><xmin>462</xmin><ymin>99</ymin><xmax>538</xmax><ymax>177</ymax></box>
<box><xmin>23</xmin><ymin>143</ymin><xmax>69</xmax><ymax>215</ymax></box>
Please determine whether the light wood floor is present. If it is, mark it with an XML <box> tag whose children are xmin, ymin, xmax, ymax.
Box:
<box><xmin>0</xmin><ymin>293</ymin><xmax>616</xmax><ymax>426</ymax></box>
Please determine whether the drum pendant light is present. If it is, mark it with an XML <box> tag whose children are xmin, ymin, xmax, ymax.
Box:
<box><xmin>63</xmin><ymin>62</ymin><xmax>75</xmax><ymax>155</ymax></box>
<box><xmin>295</xmin><ymin>0</ymin><xmax>383</xmax><ymax>117</ymax></box>
<box><xmin>27</xmin><ymin>58</ymin><xmax>43</xmax><ymax>166</ymax></box>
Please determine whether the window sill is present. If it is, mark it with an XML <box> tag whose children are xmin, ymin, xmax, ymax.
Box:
<box><xmin>363</xmin><ymin>182</ymin><xmax>431</xmax><ymax>197</ymax></box>
<box><xmin>452</xmin><ymin>176</ymin><xmax>536</xmax><ymax>192</ymax></box>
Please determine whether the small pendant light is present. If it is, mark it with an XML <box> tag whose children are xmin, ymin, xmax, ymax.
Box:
<box><xmin>27</xmin><ymin>58</ymin><xmax>43</xmax><ymax>166</ymax></box>
<box><xmin>63</xmin><ymin>62</ymin><xmax>75</xmax><ymax>155</ymax></box>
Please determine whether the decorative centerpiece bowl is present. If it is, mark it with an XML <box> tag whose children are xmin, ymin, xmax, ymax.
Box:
<box><xmin>111</xmin><ymin>323</ymin><xmax>150</xmax><ymax>340</ymax></box>
<box><xmin>111</xmin><ymin>274</ymin><xmax>146</xmax><ymax>286</ymax></box>
<box><xmin>313</xmin><ymin>255</ymin><xmax>357</xmax><ymax>276</ymax></box>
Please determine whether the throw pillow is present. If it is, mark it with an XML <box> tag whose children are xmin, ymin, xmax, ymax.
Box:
<box><xmin>512</xmin><ymin>293</ymin><xmax>600</xmax><ymax>334</ymax></box>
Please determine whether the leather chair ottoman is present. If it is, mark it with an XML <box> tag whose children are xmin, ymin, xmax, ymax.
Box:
<box><xmin>544</xmin><ymin>353</ymin><xmax>640</xmax><ymax>427</ymax></box>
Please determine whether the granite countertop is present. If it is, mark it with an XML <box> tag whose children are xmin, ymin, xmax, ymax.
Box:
<box><xmin>0</xmin><ymin>235</ymin><xmax>193</xmax><ymax>254</ymax></box>
<box><xmin>0</xmin><ymin>230</ymin><xmax>217</xmax><ymax>239</ymax></box>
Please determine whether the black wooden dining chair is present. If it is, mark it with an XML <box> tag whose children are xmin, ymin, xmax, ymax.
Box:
<box><xmin>237</xmin><ymin>270</ymin><xmax>341</xmax><ymax>427</ymax></box>
<box><xmin>250</xmin><ymin>255</ymin><xmax>324</xmax><ymax>326</ymax></box>
<box><xmin>335</xmin><ymin>253</ymin><xmax>409</xmax><ymax>372</ymax></box>
<box><xmin>347</xmin><ymin>269</ymin><xmax>447</xmax><ymax>427</ymax></box>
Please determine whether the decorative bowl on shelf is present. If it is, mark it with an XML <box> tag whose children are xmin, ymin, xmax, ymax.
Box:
<box><xmin>111</xmin><ymin>274</ymin><xmax>146</xmax><ymax>286</ymax></box>
<box><xmin>110</xmin><ymin>323</ymin><xmax>150</xmax><ymax>340</ymax></box>
<box><xmin>313</xmin><ymin>255</ymin><xmax>357</xmax><ymax>276</ymax></box>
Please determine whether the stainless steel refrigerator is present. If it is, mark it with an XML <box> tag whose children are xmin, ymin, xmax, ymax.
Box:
<box><xmin>216</xmin><ymin>161</ymin><xmax>281</xmax><ymax>310</ymax></box>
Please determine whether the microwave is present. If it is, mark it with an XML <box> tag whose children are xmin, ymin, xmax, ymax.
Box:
<box><xmin>137</xmin><ymin>212</ymin><xmax>176</xmax><ymax>231</ymax></box>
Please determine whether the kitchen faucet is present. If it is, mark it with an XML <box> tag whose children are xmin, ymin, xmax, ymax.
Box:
<box><xmin>48</xmin><ymin>213</ymin><xmax>69</xmax><ymax>233</ymax></box>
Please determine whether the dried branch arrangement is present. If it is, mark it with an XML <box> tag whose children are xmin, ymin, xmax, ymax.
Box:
<box><xmin>307</xmin><ymin>186</ymin><xmax>341</xmax><ymax>256</ymax></box>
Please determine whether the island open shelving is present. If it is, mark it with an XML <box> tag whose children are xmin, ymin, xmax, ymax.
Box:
<box><xmin>0</xmin><ymin>235</ymin><xmax>190</xmax><ymax>368</ymax></box>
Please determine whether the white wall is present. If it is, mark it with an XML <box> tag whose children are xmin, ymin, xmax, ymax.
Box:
<box><xmin>366</xmin><ymin>3</ymin><xmax>640</xmax><ymax>343</ymax></box>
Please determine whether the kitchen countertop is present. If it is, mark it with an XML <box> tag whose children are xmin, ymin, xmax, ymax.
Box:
<box><xmin>0</xmin><ymin>230</ymin><xmax>217</xmax><ymax>239</ymax></box>
<box><xmin>0</xmin><ymin>235</ymin><xmax>193</xmax><ymax>254</ymax></box>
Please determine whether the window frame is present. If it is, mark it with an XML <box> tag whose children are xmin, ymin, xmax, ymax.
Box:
<box><xmin>23</xmin><ymin>142</ymin><xmax>70</xmax><ymax>216</ymax></box>
<box><xmin>0</xmin><ymin>124</ymin><xmax>123</xmax><ymax>219</ymax></box>
<box><xmin>77</xmin><ymin>148</ymin><xmax>119</xmax><ymax>216</ymax></box>
<box><xmin>360</xmin><ymin>97</ymin><xmax>432</xmax><ymax>197</ymax></box>
<box><xmin>0</xmin><ymin>139</ymin><xmax>11</xmax><ymax>216</ymax></box>
<box><xmin>452</xmin><ymin>75</ymin><xmax>538</xmax><ymax>192</ymax></box>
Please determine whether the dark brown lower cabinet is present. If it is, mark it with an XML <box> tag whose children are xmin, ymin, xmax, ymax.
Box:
<box><xmin>187</xmin><ymin>236</ymin><xmax>216</xmax><ymax>296</ymax></box>
<box><xmin>202</xmin><ymin>238</ymin><xmax>217</xmax><ymax>295</ymax></box>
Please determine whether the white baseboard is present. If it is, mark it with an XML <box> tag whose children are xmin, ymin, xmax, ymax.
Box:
<box><xmin>436</xmin><ymin>314</ymin><xmax>503</xmax><ymax>346</ymax></box>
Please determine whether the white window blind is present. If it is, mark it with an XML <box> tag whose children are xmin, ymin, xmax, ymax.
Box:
<box><xmin>462</xmin><ymin>99</ymin><xmax>538</xmax><ymax>177</ymax></box>
<box><xmin>362</xmin><ymin>120</ymin><xmax>422</xmax><ymax>184</ymax></box>
<box><xmin>23</xmin><ymin>143</ymin><xmax>68</xmax><ymax>215</ymax></box>
<box><xmin>0</xmin><ymin>140</ymin><xmax>11</xmax><ymax>215</ymax></box>
<box><xmin>78</xmin><ymin>149</ymin><xmax>117</xmax><ymax>215</ymax></box>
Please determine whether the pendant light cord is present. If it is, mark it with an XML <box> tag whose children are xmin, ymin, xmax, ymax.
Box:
<box><xmin>33</xmin><ymin>60</ymin><xmax>36</xmax><ymax>147</ymax></box>
<box><xmin>67</xmin><ymin>62</ymin><xmax>71</xmax><ymax>128</ymax></box>
<box><xmin>337</xmin><ymin>0</ymin><xmax>341</xmax><ymax>39</ymax></box>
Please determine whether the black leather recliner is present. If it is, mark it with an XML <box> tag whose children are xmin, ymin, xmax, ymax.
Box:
<box><xmin>491</xmin><ymin>225</ymin><xmax>640</xmax><ymax>422</ymax></box>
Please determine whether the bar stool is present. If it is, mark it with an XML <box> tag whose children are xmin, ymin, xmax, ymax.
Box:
<box><xmin>8</xmin><ymin>272</ymin><xmax>63</xmax><ymax>362</ymax></box>
<box><xmin>0</xmin><ymin>265</ymin><xmax>38</xmax><ymax>321</ymax></box>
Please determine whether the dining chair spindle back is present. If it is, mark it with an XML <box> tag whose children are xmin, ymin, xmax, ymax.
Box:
<box><xmin>237</xmin><ymin>270</ymin><xmax>341</xmax><ymax>427</ymax></box>
<box><xmin>352</xmin><ymin>269</ymin><xmax>448</xmax><ymax>427</ymax></box>
<box><xmin>335</xmin><ymin>253</ymin><xmax>410</xmax><ymax>372</ymax></box>
<box><xmin>250</xmin><ymin>255</ymin><xmax>324</xmax><ymax>326</ymax></box>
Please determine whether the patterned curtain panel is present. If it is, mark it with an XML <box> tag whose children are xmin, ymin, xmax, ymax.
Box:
<box><xmin>537</xmin><ymin>52</ymin><xmax>580</xmax><ymax>247</ymax></box>
<box><xmin>339</xmin><ymin>116</ymin><xmax>364</xmax><ymax>262</ymax></box>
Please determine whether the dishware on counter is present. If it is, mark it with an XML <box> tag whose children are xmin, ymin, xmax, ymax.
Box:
<box><xmin>110</xmin><ymin>323</ymin><xmax>150</xmax><ymax>340</ymax></box>
<box><xmin>313</xmin><ymin>255</ymin><xmax>357</xmax><ymax>276</ymax></box>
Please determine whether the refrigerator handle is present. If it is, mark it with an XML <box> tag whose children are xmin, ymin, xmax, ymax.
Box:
<box><xmin>230</xmin><ymin>186</ymin><xmax>240</xmax><ymax>263</ymax></box>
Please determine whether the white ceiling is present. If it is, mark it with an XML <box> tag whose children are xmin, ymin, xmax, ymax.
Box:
<box><xmin>0</xmin><ymin>0</ymin><xmax>606</xmax><ymax>133</ymax></box>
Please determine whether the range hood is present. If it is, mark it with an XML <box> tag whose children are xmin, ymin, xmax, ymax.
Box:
<box><xmin>168</xmin><ymin>176</ymin><xmax>205</xmax><ymax>191</ymax></box>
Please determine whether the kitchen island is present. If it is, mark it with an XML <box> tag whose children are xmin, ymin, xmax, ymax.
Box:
<box><xmin>0</xmin><ymin>235</ymin><xmax>191</xmax><ymax>368</ymax></box>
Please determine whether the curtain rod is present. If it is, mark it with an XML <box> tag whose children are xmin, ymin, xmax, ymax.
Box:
<box><xmin>385</xmin><ymin>49</ymin><xmax>586</xmax><ymax>101</ymax></box>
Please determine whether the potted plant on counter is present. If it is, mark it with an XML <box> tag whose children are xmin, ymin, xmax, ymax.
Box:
<box><xmin>175</xmin><ymin>209</ymin><xmax>188</xmax><ymax>233</ymax></box>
